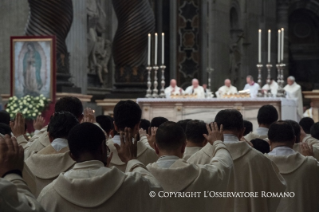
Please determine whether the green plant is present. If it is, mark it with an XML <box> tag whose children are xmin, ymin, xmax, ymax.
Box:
<box><xmin>5</xmin><ymin>95</ymin><xmax>49</xmax><ymax>120</ymax></box>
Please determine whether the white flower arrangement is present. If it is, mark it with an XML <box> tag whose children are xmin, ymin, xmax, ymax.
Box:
<box><xmin>6</xmin><ymin>95</ymin><xmax>48</xmax><ymax>120</ymax></box>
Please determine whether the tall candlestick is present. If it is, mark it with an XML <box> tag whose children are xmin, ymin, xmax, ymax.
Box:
<box><xmin>258</xmin><ymin>29</ymin><xmax>262</xmax><ymax>63</ymax></box>
<box><xmin>268</xmin><ymin>30</ymin><xmax>271</xmax><ymax>63</ymax></box>
<box><xmin>277</xmin><ymin>30</ymin><xmax>281</xmax><ymax>63</ymax></box>
<box><xmin>148</xmin><ymin>34</ymin><xmax>151</xmax><ymax>66</ymax></box>
<box><xmin>162</xmin><ymin>33</ymin><xmax>164</xmax><ymax>65</ymax></box>
<box><xmin>281</xmin><ymin>28</ymin><xmax>284</xmax><ymax>62</ymax></box>
<box><xmin>154</xmin><ymin>33</ymin><xmax>158</xmax><ymax>65</ymax></box>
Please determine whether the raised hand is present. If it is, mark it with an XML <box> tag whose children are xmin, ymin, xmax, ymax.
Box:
<box><xmin>300</xmin><ymin>142</ymin><xmax>313</xmax><ymax>157</ymax></box>
<box><xmin>81</xmin><ymin>108</ymin><xmax>96</xmax><ymax>123</ymax></box>
<box><xmin>139</xmin><ymin>128</ymin><xmax>148</xmax><ymax>138</ymax></box>
<box><xmin>203</xmin><ymin>122</ymin><xmax>224</xmax><ymax>145</ymax></box>
<box><xmin>0</xmin><ymin>135</ymin><xmax>24</xmax><ymax>177</ymax></box>
<box><xmin>147</xmin><ymin>127</ymin><xmax>157</xmax><ymax>149</ymax></box>
<box><xmin>33</xmin><ymin>115</ymin><xmax>45</xmax><ymax>130</ymax></box>
<box><xmin>10</xmin><ymin>113</ymin><xmax>26</xmax><ymax>137</ymax></box>
<box><xmin>114</xmin><ymin>128</ymin><xmax>138</xmax><ymax>163</ymax></box>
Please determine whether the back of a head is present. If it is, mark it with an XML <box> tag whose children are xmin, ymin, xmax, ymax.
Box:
<box><xmin>243</xmin><ymin>120</ymin><xmax>253</xmax><ymax>136</ymax></box>
<box><xmin>285</xmin><ymin>120</ymin><xmax>300</xmax><ymax>143</ymax></box>
<box><xmin>268</xmin><ymin>121</ymin><xmax>295</xmax><ymax>144</ymax></box>
<box><xmin>0</xmin><ymin>123</ymin><xmax>11</xmax><ymax>135</ymax></box>
<box><xmin>55</xmin><ymin>97</ymin><xmax>83</xmax><ymax>119</ymax></box>
<box><xmin>48</xmin><ymin>112</ymin><xmax>79</xmax><ymax>139</ymax></box>
<box><xmin>299</xmin><ymin>117</ymin><xmax>314</xmax><ymax>134</ymax></box>
<box><xmin>215</xmin><ymin>109</ymin><xmax>244</xmax><ymax>131</ymax></box>
<box><xmin>151</xmin><ymin>117</ymin><xmax>168</xmax><ymax>128</ymax></box>
<box><xmin>177</xmin><ymin>119</ymin><xmax>192</xmax><ymax>132</ymax></box>
<box><xmin>96</xmin><ymin>115</ymin><xmax>113</xmax><ymax>134</ymax></box>
<box><xmin>140</xmin><ymin>119</ymin><xmax>150</xmax><ymax>131</ymax></box>
<box><xmin>68</xmin><ymin>122</ymin><xmax>106</xmax><ymax>159</ymax></box>
<box><xmin>156</xmin><ymin>121</ymin><xmax>186</xmax><ymax>151</ymax></box>
<box><xmin>0</xmin><ymin>110</ymin><xmax>10</xmax><ymax>125</ymax></box>
<box><xmin>310</xmin><ymin>122</ymin><xmax>319</xmax><ymax>140</ymax></box>
<box><xmin>257</xmin><ymin>105</ymin><xmax>278</xmax><ymax>127</ymax></box>
<box><xmin>250</xmin><ymin>139</ymin><xmax>270</xmax><ymax>154</ymax></box>
<box><xmin>113</xmin><ymin>100</ymin><xmax>141</xmax><ymax>130</ymax></box>
<box><xmin>185</xmin><ymin>120</ymin><xmax>208</xmax><ymax>144</ymax></box>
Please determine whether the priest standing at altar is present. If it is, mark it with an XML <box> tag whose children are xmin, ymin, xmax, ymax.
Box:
<box><xmin>216</xmin><ymin>79</ymin><xmax>238</xmax><ymax>98</ymax></box>
<box><xmin>243</xmin><ymin>75</ymin><xmax>260</xmax><ymax>98</ymax></box>
<box><xmin>164</xmin><ymin>79</ymin><xmax>184</xmax><ymax>98</ymax></box>
<box><xmin>262</xmin><ymin>78</ymin><xmax>278</xmax><ymax>96</ymax></box>
<box><xmin>284</xmin><ymin>76</ymin><xmax>303</xmax><ymax>120</ymax></box>
<box><xmin>185</xmin><ymin>79</ymin><xmax>206</xmax><ymax>98</ymax></box>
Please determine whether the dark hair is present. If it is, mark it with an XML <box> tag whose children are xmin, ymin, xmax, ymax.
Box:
<box><xmin>140</xmin><ymin>119</ymin><xmax>150</xmax><ymax>131</ymax></box>
<box><xmin>177</xmin><ymin>119</ymin><xmax>192</xmax><ymax>132</ymax></box>
<box><xmin>285</xmin><ymin>120</ymin><xmax>300</xmax><ymax>143</ymax></box>
<box><xmin>0</xmin><ymin>110</ymin><xmax>10</xmax><ymax>125</ymax></box>
<box><xmin>96</xmin><ymin>115</ymin><xmax>113</xmax><ymax>134</ymax></box>
<box><xmin>156</xmin><ymin>121</ymin><xmax>186</xmax><ymax>151</ymax></box>
<box><xmin>185</xmin><ymin>120</ymin><xmax>208</xmax><ymax>144</ymax></box>
<box><xmin>243</xmin><ymin>120</ymin><xmax>253</xmax><ymax>136</ymax></box>
<box><xmin>47</xmin><ymin>112</ymin><xmax>79</xmax><ymax>139</ymax></box>
<box><xmin>113</xmin><ymin>100</ymin><xmax>141</xmax><ymax>130</ymax></box>
<box><xmin>54</xmin><ymin>97</ymin><xmax>83</xmax><ymax>119</ymax></box>
<box><xmin>151</xmin><ymin>117</ymin><xmax>168</xmax><ymax>128</ymax></box>
<box><xmin>257</xmin><ymin>105</ymin><xmax>278</xmax><ymax>126</ymax></box>
<box><xmin>310</xmin><ymin>122</ymin><xmax>319</xmax><ymax>140</ymax></box>
<box><xmin>0</xmin><ymin>123</ymin><xmax>11</xmax><ymax>135</ymax></box>
<box><xmin>215</xmin><ymin>109</ymin><xmax>244</xmax><ymax>131</ymax></box>
<box><xmin>299</xmin><ymin>117</ymin><xmax>314</xmax><ymax>134</ymax></box>
<box><xmin>251</xmin><ymin>139</ymin><xmax>270</xmax><ymax>154</ymax></box>
<box><xmin>68</xmin><ymin>123</ymin><xmax>106</xmax><ymax>159</ymax></box>
<box><xmin>268</xmin><ymin>121</ymin><xmax>295</xmax><ymax>143</ymax></box>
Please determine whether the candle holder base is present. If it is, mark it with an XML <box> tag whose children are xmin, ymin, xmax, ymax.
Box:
<box><xmin>152</xmin><ymin>66</ymin><xmax>159</xmax><ymax>98</ymax></box>
<box><xmin>159</xmin><ymin>65</ymin><xmax>166</xmax><ymax>98</ymax></box>
<box><xmin>257</xmin><ymin>89</ymin><xmax>264</xmax><ymax>98</ymax></box>
<box><xmin>145</xmin><ymin>66</ymin><xmax>152</xmax><ymax>98</ymax></box>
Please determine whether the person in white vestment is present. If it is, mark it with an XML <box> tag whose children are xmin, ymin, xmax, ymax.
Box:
<box><xmin>262</xmin><ymin>78</ymin><xmax>278</xmax><ymax>96</ymax></box>
<box><xmin>303</xmin><ymin>102</ymin><xmax>313</xmax><ymax>118</ymax></box>
<box><xmin>164</xmin><ymin>79</ymin><xmax>184</xmax><ymax>98</ymax></box>
<box><xmin>284</xmin><ymin>76</ymin><xmax>303</xmax><ymax>120</ymax></box>
<box><xmin>216</xmin><ymin>79</ymin><xmax>238</xmax><ymax>98</ymax></box>
<box><xmin>243</xmin><ymin>75</ymin><xmax>260</xmax><ymax>98</ymax></box>
<box><xmin>185</xmin><ymin>79</ymin><xmax>206</xmax><ymax>98</ymax></box>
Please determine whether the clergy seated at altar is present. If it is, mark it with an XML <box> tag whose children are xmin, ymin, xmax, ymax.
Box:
<box><xmin>188</xmin><ymin>109</ymin><xmax>286</xmax><ymax>212</ymax></box>
<box><xmin>266</xmin><ymin>121</ymin><xmax>319</xmax><ymax>212</ymax></box>
<box><xmin>284</xmin><ymin>76</ymin><xmax>303</xmax><ymax>120</ymax></box>
<box><xmin>165</xmin><ymin>79</ymin><xmax>184</xmax><ymax>98</ymax></box>
<box><xmin>185</xmin><ymin>79</ymin><xmax>206</xmax><ymax>98</ymax></box>
<box><xmin>243</xmin><ymin>75</ymin><xmax>260</xmax><ymax>98</ymax></box>
<box><xmin>216</xmin><ymin>79</ymin><xmax>238</xmax><ymax>98</ymax></box>
<box><xmin>262</xmin><ymin>78</ymin><xmax>278</xmax><ymax>96</ymax></box>
<box><xmin>244</xmin><ymin>105</ymin><xmax>278</xmax><ymax>142</ymax></box>
<box><xmin>183</xmin><ymin>120</ymin><xmax>208</xmax><ymax>160</ymax></box>
<box><xmin>38</xmin><ymin>123</ymin><xmax>161</xmax><ymax>212</ymax></box>
<box><xmin>147</xmin><ymin>121</ymin><xmax>233</xmax><ymax>212</ymax></box>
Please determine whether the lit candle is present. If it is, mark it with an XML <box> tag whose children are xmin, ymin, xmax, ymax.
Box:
<box><xmin>278</xmin><ymin>30</ymin><xmax>281</xmax><ymax>63</ymax></box>
<box><xmin>154</xmin><ymin>33</ymin><xmax>158</xmax><ymax>65</ymax></box>
<box><xmin>162</xmin><ymin>33</ymin><xmax>164</xmax><ymax>65</ymax></box>
<box><xmin>268</xmin><ymin>30</ymin><xmax>271</xmax><ymax>63</ymax></box>
<box><xmin>147</xmin><ymin>34</ymin><xmax>151</xmax><ymax>66</ymax></box>
<box><xmin>281</xmin><ymin>28</ymin><xmax>284</xmax><ymax>62</ymax></box>
<box><xmin>258</xmin><ymin>29</ymin><xmax>262</xmax><ymax>63</ymax></box>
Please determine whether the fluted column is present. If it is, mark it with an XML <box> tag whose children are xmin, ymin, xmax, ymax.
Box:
<box><xmin>112</xmin><ymin>0</ymin><xmax>155</xmax><ymax>90</ymax></box>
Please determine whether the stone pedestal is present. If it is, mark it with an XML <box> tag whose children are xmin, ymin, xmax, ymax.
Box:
<box><xmin>303</xmin><ymin>90</ymin><xmax>319</xmax><ymax>122</ymax></box>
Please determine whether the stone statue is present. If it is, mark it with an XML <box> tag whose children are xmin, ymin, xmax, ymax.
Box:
<box><xmin>229</xmin><ymin>34</ymin><xmax>244</xmax><ymax>85</ymax></box>
<box><xmin>95</xmin><ymin>37</ymin><xmax>112</xmax><ymax>84</ymax></box>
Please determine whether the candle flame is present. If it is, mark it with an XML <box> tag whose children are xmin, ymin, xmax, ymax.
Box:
<box><xmin>281</xmin><ymin>28</ymin><xmax>284</xmax><ymax>31</ymax></box>
<box><xmin>259</xmin><ymin>29</ymin><xmax>261</xmax><ymax>32</ymax></box>
<box><xmin>278</xmin><ymin>29</ymin><xmax>281</xmax><ymax>32</ymax></box>
<box><xmin>162</xmin><ymin>33</ymin><xmax>164</xmax><ymax>36</ymax></box>
<box><xmin>155</xmin><ymin>33</ymin><xmax>158</xmax><ymax>36</ymax></box>
<box><xmin>268</xmin><ymin>30</ymin><xmax>271</xmax><ymax>32</ymax></box>
<box><xmin>148</xmin><ymin>33</ymin><xmax>151</xmax><ymax>36</ymax></box>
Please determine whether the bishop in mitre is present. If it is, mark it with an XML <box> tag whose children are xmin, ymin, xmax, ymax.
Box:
<box><xmin>284</xmin><ymin>76</ymin><xmax>303</xmax><ymax>120</ymax></box>
<box><xmin>216</xmin><ymin>79</ymin><xmax>238</xmax><ymax>98</ymax></box>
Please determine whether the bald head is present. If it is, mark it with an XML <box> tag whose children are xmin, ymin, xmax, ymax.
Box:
<box><xmin>287</xmin><ymin>76</ymin><xmax>295</xmax><ymax>86</ymax></box>
<box><xmin>170</xmin><ymin>79</ymin><xmax>177</xmax><ymax>88</ymax></box>
<box><xmin>192</xmin><ymin>79</ymin><xmax>199</xmax><ymax>88</ymax></box>
<box><xmin>225</xmin><ymin>79</ymin><xmax>231</xmax><ymax>87</ymax></box>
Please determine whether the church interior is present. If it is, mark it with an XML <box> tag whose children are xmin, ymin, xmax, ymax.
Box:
<box><xmin>0</xmin><ymin>1</ymin><xmax>319</xmax><ymax>212</ymax></box>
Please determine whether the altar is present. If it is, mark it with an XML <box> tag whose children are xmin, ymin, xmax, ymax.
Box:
<box><xmin>137</xmin><ymin>98</ymin><xmax>299</xmax><ymax>129</ymax></box>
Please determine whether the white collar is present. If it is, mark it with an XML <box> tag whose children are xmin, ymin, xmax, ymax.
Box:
<box><xmin>224</xmin><ymin>134</ymin><xmax>239</xmax><ymax>144</ymax></box>
<box><xmin>157</xmin><ymin>155</ymin><xmax>179</xmax><ymax>168</ymax></box>
<box><xmin>51</xmin><ymin>138</ymin><xmax>68</xmax><ymax>152</ymax></box>
<box><xmin>268</xmin><ymin>146</ymin><xmax>295</xmax><ymax>156</ymax></box>
<box><xmin>255</xmin><ymin>127</ymin><xmax>269</xmax><ymax>136</ymax></box>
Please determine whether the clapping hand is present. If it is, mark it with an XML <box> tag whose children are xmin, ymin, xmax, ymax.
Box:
<box><xmin>114</xmin><ymin>128</ymin><xmax>138</xmax><ymax>163</ymax></box>
<box><xmin>10</xmin><ymin>113</ymin><xmax>25</xmax><ymax>137</ymax></box>
<box><xmin>203</xmin><ymin>122</ymin><xmax>224</xmax><ymax>145</ymax></box>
